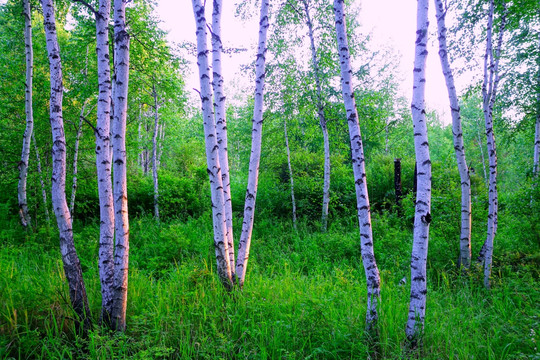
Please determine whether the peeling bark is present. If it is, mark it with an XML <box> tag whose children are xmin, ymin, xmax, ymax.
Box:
<box><xmin>434</xmin><ymin>0</ymin><xmax>471</xmax><ymax>269</ymax></box>
<box><xmin>405</xmin><ymin>0</ymin><xmax>431</xmax><ymax>346</ymax></box>
<box><xmin>333</xmin><ymin>0</ymin><xmax>381</xmax><ymax>332</ymax></box>
<box><xmin>235</xmin><ymin>0</ymin><xmax>270</xmax><ymax>289</ymax></box>
<box><xmin>18</xmin><ymin>0</ymin><xmax>33</xmax><ymax>229</ymax></box>
<box><xmin>41</xmin><ymin>0</ymin><xmax>91</xmax><ymax>331</ymax></box>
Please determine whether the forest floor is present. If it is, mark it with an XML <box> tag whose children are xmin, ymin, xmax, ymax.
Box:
<box><xmin>0</xmin><ymin>212</ymin><xmax>538</xmax><ymax>359</ymax></box>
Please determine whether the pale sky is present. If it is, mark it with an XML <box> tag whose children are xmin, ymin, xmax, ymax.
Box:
<box><xmin>157</xmin><ymin>0</ymin><xmax>469</xmax><ymax>124</ymax></box>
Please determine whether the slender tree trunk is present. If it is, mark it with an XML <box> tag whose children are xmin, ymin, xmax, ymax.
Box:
<box><xmin>152</xmin><ymin>84</ymin><xmax>160</xmax><ymax>222</ymax></box>
<box><xmin>138</xmin><ymin>104</ymin><xmax>143</xmax><ymax>171</ymax></box>
<box><xmin>405</xmin><ymin>0</ymin><xmax>431</xmax><ymax>347</ymax></box>
<box><xmin>385</xmin><ymin>119</ymin><xmax>390</xmax><ymax>155</ymax></box>
<box><xmin>192</xmin><ymin>0</ymin><xmax>233</xmax><ymax>288</ymax></box>
<box><xmin>534</xmin><ymin>30</ymin><xmax>540</xmax><ymax>178</ymax></box>
<box><xmin>333</xmin><ymin>0</ymin><xmax>381</xmax><ymax>332</ymax></box>
<box><xmin>211</xmin><ymin>0</ymin><xmax>235</xmax><ymax>273</ymax></box>
<box><xmin>477</xmin><ymin>127</ymin><xmax>488</xmax><ymax>183</ymax></box>
<box><xmin>70</xmin><ymin>102</ymin><xmax>86</xmax><ymax>218</ymax></box>
<box><xmin>477</xmin><ymin>0</ymin><xmax>506</xmax><ymax>289</ymax></box>
<box><xmin>33</xmin><ymin>133</ymin><xmax>50</xmax><ymax>224</ymax></box>
<box><xmin>303</xmin><ymin>0</ymin><xmax>330</xmax><ymax>232</ymax></box>
<box><xmin>284</xmin><ymin>119</ymin><xmax>297</xmax><ymax>229</ymax></box>
<box><xmin>434</xmin><ymin>0</ymin><xmax>472</xmax><ymax>269</ymax></box>
<box><xmin>41</xmin><ymin>0</ymin><xmax>91</xmax><ymax>331</ymax></box>
<box><xmin>92</xmin><ymin>0</ymin><xmax>116</xmax><ymax>325</ymax></box>
<box><xmin>111</xmin><ymin>0</ymin><xmax>130</xmax><ymax>331</ymax></box>
<box><xmin>394</xmin><ymin>158</ymin><xmax>402</xmax><ymax>206</ymax></box>
<box><xmin>235</xmin><ymin>0</ymin><xmax>270</xmax><ymax>289</ymax></box>
<box><xmin>18</xmin><ymin>0</ymin><xmax>33</xmax><ymax>229</ymax></box>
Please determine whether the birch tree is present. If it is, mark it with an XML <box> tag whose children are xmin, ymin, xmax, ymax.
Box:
<box><xmin>33</xmin><ymin>133</ymin><xmax>50</xmax><ymax>223</ymax></box>
<box><xmin>434</xmin><ymin>0</ymin><xmax>472</xmax><ymax>269</ymax></box>
<box><xmin>333</xmin><ymin>0</ymin><xmax>381</xmax><ymax>332</ymax></box>
<box><xmin>477</xmin><ymin>0</ymin><xmax>507</xmax><ymax>289</ymax></box>
<box><xmin>406</xmin><ymin>0</ymin><xmax>431</xmax><ymax>346</ymax></box>
<box><xmin>111</xmin><ymin>0</ymin><xmax>131</xmax><ymax>331</ymax></box>
<box><xmin>18</xmin><ymin>0</ymin><xmax>33</xmax><ymax>229</ymax></box>
<box><xmin>152</xmin><ymin>83</ymin><xmax>160</xmax><ymax>221</ymax></box>
<box><xmin>40</xmin><ymin>0</ymin><xmax>91</xmax><ymax>330</ymax></box>
<box><xmin>534</xmin><ymin>30</ymin><xmax>540</xmax><ymax>179</ymax></box>
<box><xmin>235</xmin><ymin>0</ymin><xmax>270</xmax><ymax>288</ymax></box>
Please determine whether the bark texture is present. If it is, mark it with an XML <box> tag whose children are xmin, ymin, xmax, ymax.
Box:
<box><xmin>478</xmin><ymin>0</ymin><xmax>506</xmax><ymax>289</ymax></box>
<box><xmin>94</xmin><ymin>0</ymin><xmax>115</xmax><ymax>325</ymax></box>
<box><xmin>18</xmin><ymin>0</ymin><xmax>33</xmax><ymax>229</ymax></box>
<box><xmin>333</xmin><ymin>0</ymin><xmax>381</xmax><ymax>331</ymax></box>
<box><xmin>211</xmin><ymin>0</ymin><xmax>234</xmax><ymax>272</ymax></box>
<box><xmin>41</xmin><ymin>0</ymin><xmax>91</xmax><ymax>330</ymax></box>
<box><xmin>434</xmin><ymin>0</ymin><xmax>471</xmax><ymax>269</ymax></box>
<box><xmin>235</xmin><ymin>0</ymin><xmax>270</xmax><ymax>288</ymax></box>
<box><xmin>406</xmin><ymin>0</ymin><xmax>431</xmax><ymax>346</ymax></box>
<box><xmin>111</xmin><ymin>0</ymin><xmax>130</xmax><ymax>331</ymax></box>
<box><xmin>192</xmin><ymin>0</ymin><xmax>233</xmax><ymax>288</ymax></box>
<box><xmin>302</xmin><ymin>0</ymin><xmax>330</xmax><ymax>232</ymax></box>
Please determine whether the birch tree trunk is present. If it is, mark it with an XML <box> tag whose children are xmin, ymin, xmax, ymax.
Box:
<box><xmin>211</xmin><ymin>0</ymin><xmax>235</xmax><ymax>272</ymax></box>
<box><xmin>534</xmin><ymin>31</ymin><xmax>540</xmax><ymax>178</ymax></box>
<box><xmin>18</xmin><ymin>0</ymin><xmax>33</xmax><ymax>229</ymax></box>
<box><xmin>434</xmin><ymin>0</ymin><xmax>472</xmax><ymax>269</ymax></box>
<box><xmin>69</xmin><ymin>102</ymin><xmax>86</xmax><ymax>218</ymax></box>
<box><xmin>284</xmin><ymin>119</ymin><xmax>297</xmax><ymax>230</ymax></box>
<box><xmin>406</xmin><ymin>0</ymin><xmax>431</xmax><ymax>346</ymax></box>
<box><xmin>477</xmin><ymin>127</ymin><xmax>488</xmax><ymax>183</ymax></box>
<box><xmin>302</xmin><ymin>0</ymin><xmax>331</xmax><ymax>232</ymax></box>
<box><xmin>235</xmin><ymin>0</ymin><xmax>270</xmax><ymax>289</ymax></box>
<box><xmin>333</xmin><ymin>0</ymin><xmax>381</xmax><ymax>332</ymax></box>
<box><xmin>111</xmin><ymin>0</ymin><xmax>130</xmax><ymax>331</ymax></box>
<box><xmin>152</xmin><ymin>84</ymin><xmax>160</xmax><ymax>222</ymax></box>
<box><xmin>477</xmin><ymin>0</ymin><xmax>506</xmax><ymax>289</ymax></box>
<box><xmin>33</xmin><ymin>133</ymin><xmax>50</xmax><ymax>224</ymax></box>
<box><xmin>41</xmin><ymin>0</ymin><xmax>91</xmax><ymax>331</ymax></box>
<box><xmin>192</xmin><ymin>0</ymin><xmax>233</xmax><ymax>288</ymax></box>
<box><xmin>93</xmin><ymin>0</ymin><xmax>116</xmax><ymax>325</ymax></box>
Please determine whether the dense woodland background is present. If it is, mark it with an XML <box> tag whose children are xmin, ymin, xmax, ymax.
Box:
<box><xmin>0</xmin><ymin>0</ymin><xmax>539</xmax><ymax>358</ymax></box>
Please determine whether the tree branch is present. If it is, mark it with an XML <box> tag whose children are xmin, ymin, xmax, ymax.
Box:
<box><xmin>71</xmin><ymin>0</ymin><xmax>98</xmax><ymax>16</ymax></box>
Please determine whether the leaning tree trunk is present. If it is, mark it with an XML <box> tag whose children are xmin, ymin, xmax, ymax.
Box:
<box><xmin>434</xmin><ymin>0</ymin><xmax>472</xmax><ymax>269</ymax></box>
<box><xmin>111</xmin><ymin>0</ymin><xmax>131</xmax><ymax>331</ymax></box>
<box><xmin>235</xmin><ymin>0</ymin><xmax>270</xmax><ymax>289</ymax></box>
<box><xmin>18</xmin><ymin>0</ymin><xmax>33</xmax><ymax>229</ymax></box>
<box><xmin>33</xmin><ymin>133</ymin><xmax>50</xmax><ymax>224</ymax></box>
<box><xmin>93</xmin><ymin>0</ymin><xmax>116</xmax><ymax>325</ymax></box>
<box><xmin>284</xmin><ymin>119</ymin><xmax>297</xmax><ymax>230</ymax></box>
<box><xmin>192</xmin><ymin>0</ymin><xmax>233</xmax><ymax>288</ymax></box>
<box><xmin>41</xmin><ymin>0</ymin><xmax>91</xmax><ymax>331</ymax></box>
<box><xmin>478</xmin><ymin>0</ymin><xmax>506</xmax><ymax>289</ymax></box>
<box><xmin>405</xmin><ymin>0</ymin><xmax>431</xmax><ymax>347</ymax></box>
<box><xmin>211</xmin><ymin>0</ymin><xmax>235</xmax><ymax>273</ymax></box>
<box><xmin>333</xmin><ymin>0</ymin><xmax>381</xmax><ymax>332</ymax></box>
<box><xmin>303</xmin><ymin>0</ymin><xmax>331</xmax><ymax>232</ymax></box>
<box><xmin>152</xmin><ymin>84</ymin><xmax>160</xmax><ymax>222</ymax></box>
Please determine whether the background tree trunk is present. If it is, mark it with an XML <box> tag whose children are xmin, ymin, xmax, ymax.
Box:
<box><xmin>18</xmin><ymin>0</ymin><xmax>33</xmax><ymax>229</ymax></box>
<box><xmin>334</xmin><ymin>0</ymin><xmax>381</xmax><ymax>332</ymax></box>
<box><xmin>33</xmin><ymin>133</ymin><xmax>50</xmax><ymax>224</ymax></box>
<box><xmin>69</xmin><ymin>102</ymin><xmax>86</xmax><ymax>218</ymax></box>
<box><xmin>394</xmin><ymin>158</ymin><xmax>402</xmax><ymax>206</ymax></box>
<box><xmin>405</xmin><ymin>0</ymin><xmax>431</xmax><ymax>347</ymax></box>
<box><xmin>434</xmin><ymin>0</ymin><xmax>472</xmax><ymax>269</ymax></box>
<box><xmin>152</xmin><ymin>84</ymin><xmax>160</xmax><ymax>222</ymax></box>
<box><xmin>111</xmin><ymin>0</ymin><xmax>131</xmax><ymax>331</ymax></box>
<box><xmin>41</xmin><ymin>0</ymin><xmax>91</xmax><ymax>331</ymax></box>
<box><xmin>235</xmin><ymin>0</ymin><xmax>270</xmax><ymax>289</ymax></box>
<box><xmin>284</xmin><ymin>119</ymin><xmax>297</xmax><ymax>230</ymax></box>
<box><xmin>534</xmin><ymin>31</ymin><xmax>540</xmax><ymax>178</ymax></box>
<box><xmin>192</xmin><ymin>0</ymin><xmax>233</xmax><ymax>288</ymax></box>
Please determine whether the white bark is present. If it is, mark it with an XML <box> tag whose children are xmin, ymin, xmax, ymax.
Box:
<box><xmin>333</xmin><ymin>0</ymin><xmax>381</xmax><ymax>331</ymax></box>
<box><xmin>434</xmin><ymin>0</ymin><xmax>471</xmax><ymax>269</ymax></box>
<box><xmin>211</xmin><ymin>0</ymin><xmax>235</xmax><ymax>273</ymax></box>
<box><xmin>235</xmin><ymin>0</ymin><xmax>270</xmax><ymax>289</ymax></box>
<box><xmin>302</xmin><ymin>0</ymin><xmax>330</xmax><ymax>232</ymax></box>
<box><xmin>192</xmin><ymin>0</ymin><xmax>233</xmax><ymax>288</ymax></box>
<box><xmin>406</xmin><ymin>0</ymin><xmax>431</xmax><ymax>345</ymax></box>
<box><xmin>284</xmin><ymin>119</ymin><xmax>297</xmax><ymax>230</ymax></box>
<box><xmin>41</xmin><ymin>0</ymin><xmax>91</xmax><ymax>330</ymax></box>
<box><xmin>478</xmin><ymin>0</ymin><xmax>506</xmax><ymax>289</ymax></box>
<box><xmin>93</xmin><ymin>0</ymin><xmax>116</xmax><ymax>325</ymax></box>
<box><xmin>111</xmin><ymin>0</ymin><xmax>130</xmax><ymax>331</ymax></box>
<box><xmin>69</xmin><ymin>102</ymin><xmax>86</xmax><ymax>218</ymax></box>
<box><xmin>152</xmin><ymin>84</ymin><xmax>160</xmax><ymax>221</ymax></box>
<box><xmin>18</xmin><ymin>0</ymin><xmax>33</xmax><ymax>229</ymax></box>
<box><xmin>33</xmin><ymin>133</ymin><xmax>50</xmax><ymax>223</ymax></box>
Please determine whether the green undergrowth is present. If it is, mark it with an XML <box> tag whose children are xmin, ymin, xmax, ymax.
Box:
<box><xmin>0</xmin><ymin>211</ymin><xmax>538</xmax><ymax>359</ymax></box>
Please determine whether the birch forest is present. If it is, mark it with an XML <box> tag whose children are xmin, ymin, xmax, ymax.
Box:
<box><xmin>0</xmin><ymin>0</ymin><xmax>539</xmax><ymax>358</ymax></box>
